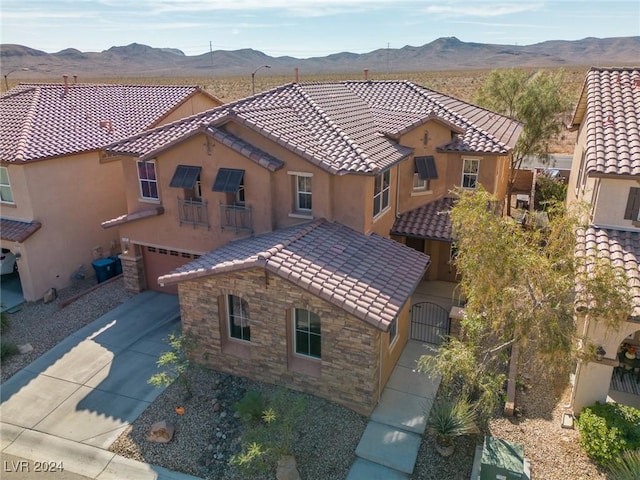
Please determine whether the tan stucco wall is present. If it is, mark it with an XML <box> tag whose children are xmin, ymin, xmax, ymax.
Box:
<box><xmin>178</xmin><ymin>268</ymin><xmax>383</xmax><ymax>414</ymax></box>
<box><xmin>571</xmin><ymin>314</ymin><xmax>640</xmax><ymax>412</ymax></box>
<box><xmin>380</xmin><ymin>301</ymin><xmax>411</xmax><ymax>387</ymax></box>
<box><xmin>9</xmin><ymin>152</ymin><xmax>125</xmax><ymax>301</ymax></box>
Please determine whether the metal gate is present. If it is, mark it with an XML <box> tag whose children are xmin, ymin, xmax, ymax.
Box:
<box><xmin>410</xmin><ymin>302</ymin><xmax>450</xmax><ymax>345</ymax></box>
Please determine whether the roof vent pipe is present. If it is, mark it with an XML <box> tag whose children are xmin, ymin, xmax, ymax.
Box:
<box><xmin>295</xmin><ymin>67</ymin><xmax>299</xmax><ymax>83</ymax></box>
<box><xmin>73</xmin><ymin>75</ymin><xmax>78</xmax><ymax>84</ymax></box>
<box><xmin>63</xmin><ymin>75</ymin><xmax>68</xmax><ymax>94</ymax></box>
<box><xmin>364</xmin><ymin>69</ymin><xmax>369</xmax><ymax>81</ymax></box>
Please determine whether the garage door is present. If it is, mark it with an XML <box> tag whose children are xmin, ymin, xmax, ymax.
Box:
<box><xmin>143</xmin><ymin>246</ymin><xmax>198</xmax><ymax>294</ymax></box>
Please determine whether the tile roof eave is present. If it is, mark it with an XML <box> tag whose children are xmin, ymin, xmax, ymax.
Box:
<box><xmin>158</xmin><ymin>262</ymin><xmax>263</xmax><ymax>288</ymax></box>
<box><xmin>0</xmin><ymin>218</ymin><xmax>42</xmax><ymax>243</ymax></box>
<box><xmin>587</xmin><ymin>172</ymin><xmax>640</xmax><ymax>180</ymax></box>
<box><xmin>204</xmin><ymin>127</ymin><xmax>284</xmax><ymax>172</ymax></box>
<box><xmin>436</xmin><ymin>144</ymin><xmax>510</xmax><ymax>156</ymax></box>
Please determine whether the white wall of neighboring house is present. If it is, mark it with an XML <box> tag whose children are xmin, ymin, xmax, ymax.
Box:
<box><xmin>592</xmin><ymin>178</ymin><xmax>640</xmax><ymax>231</ymax></box>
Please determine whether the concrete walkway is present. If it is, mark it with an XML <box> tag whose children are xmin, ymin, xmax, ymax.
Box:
<box><xmin>0</xmin><ymin>291</ymin><xmax>202</xmax><ymax>480</ymax></box>
<box><xmin>347</xmin><ymin>340</ymin><xmax>441</xmax><ymax>479</ymax></box>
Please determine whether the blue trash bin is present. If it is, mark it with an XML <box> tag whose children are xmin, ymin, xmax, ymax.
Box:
<box><xmin>109</xmin><ymin>255</ymin><xmax>123</xmax><ymax>275</ymax></box>
<box><xmin>92</xmin><ymin>258</ymin><xmax>116</xmax><ymax>283</ymax></box>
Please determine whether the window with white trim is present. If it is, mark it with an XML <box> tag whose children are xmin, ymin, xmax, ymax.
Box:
<box><xmin>296</xmin><ymin>175</ymin><xmax>312</xmax><ymax>211</ymax></box>
<box><xmin>373</xmin><ymin>170</ymin><xmax>390</xmax><ymax>217</ymax></box>
<box><xmin>227</xmin><ymin>295</ymin><xmax>250</xmax><ymax>342</ymax></box>
<box><xmin>461</xmin><ymin>158</ymin><xmax>479</xmax><ymax>189</ymax></box>
<box><xmin>294</xmin><ymin>308</ymin><xmax>321</xmax><ymax>359</ymax></box>
<box><xmin>0</xmin><ymin>166</ymin><xmax>14</xmax><ymax>203</ymax></box>
<box><xmin>137</xmin><ymin>160</ymin><xmax>159</xmax><ymax>200</ymax></box>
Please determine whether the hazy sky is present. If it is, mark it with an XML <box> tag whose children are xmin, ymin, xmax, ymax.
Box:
<box><xmin>1</xmin><ymin>0</ymin><xmax>639</xmax><ymax>58</ymax></box>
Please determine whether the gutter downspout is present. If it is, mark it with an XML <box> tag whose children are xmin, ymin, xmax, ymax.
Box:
<box><xmin>378</xmin><ymin>331</ymin><xmax>383</xmax><ymax>406</ymax></box>
<box><xmin>395</xmin><ymin>163</ymin><xmax>401</xmax><ymax>219</ymax></box>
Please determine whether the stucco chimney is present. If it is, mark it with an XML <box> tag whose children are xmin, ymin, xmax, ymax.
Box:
<box><xmin>63</xmin><ymin>75</ymin><xmax>68</xmax><ymax>94</ymax></box>
<box><xmin>295</xmin><ymin>67</ymin><xmax>299</xmax><ymax>83</ymax></box>
<box><xmin>73</xmin><ymin>75</ymin><xmax>78</xmax><ymax>84</ymax></box>
<box><xmin>364</xmin><ymin>69</ymin><xmax>369</xmax><ymax>81</ymax></box>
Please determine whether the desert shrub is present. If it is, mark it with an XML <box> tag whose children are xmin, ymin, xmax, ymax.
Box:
<box><xmin>233</xmin><ymin>390</ymin><xmax>266</xmax><ymax>423</ymax></box>
<box><xmin>576</xmin><ymin>402</ymin><xmax>640</xmax><ymax>467</ymax></box>
<box><xmin>230</xmin><ymin>388</ymin><xmax>306</xmax><ymax>476</ymax></box>
<box><xmin>0</xmin><ymin>340</ymin><xmax>19</xmax><ymax>361</ymax></box>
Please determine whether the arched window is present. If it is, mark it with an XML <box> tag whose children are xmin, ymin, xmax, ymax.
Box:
<box><xmin>227</xmin><ymin>295</ymin><xmax>250</xmax><ymax>341</ymax></box>
<box><xmin>294</xmin><ymin>309</ymin><xmax>321</xmax><ymax>359</ymax></box>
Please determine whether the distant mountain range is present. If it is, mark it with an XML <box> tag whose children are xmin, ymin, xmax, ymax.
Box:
<box><xmin>1</xmin><ymin>36</ymin><xmax>638</xmax><ymax>79</ymax></box>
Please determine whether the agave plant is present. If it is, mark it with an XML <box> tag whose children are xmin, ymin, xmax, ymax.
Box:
<box><xmin>426</xmin><ymin>397</ymin><xmax>479</xmax><ymax>456</ymax></box>
<box><xmin>607</xmin><ymin>449</ymin><xmax>640</xmax><ymax>480</ymax></box>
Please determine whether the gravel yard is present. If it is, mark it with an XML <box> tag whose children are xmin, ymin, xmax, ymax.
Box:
<box><xmin>1</xmin><ymin>278</ymin><xmax>611</xmax><ymax>479</ymax></box>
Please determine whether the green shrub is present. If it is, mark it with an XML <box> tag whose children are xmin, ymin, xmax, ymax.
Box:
<box><xmin>607</xmin><ymin>449</ymin><xmax>640</xmax><ymax>480</ymax></box>
<box><xmin>0</xmin><ymin>340</ymin><xmax>19</xmax><ymax>361</ymax></box>
<box><xmin>233</xmin><ymin>390</ymin><xmax>266</xmax><ymax>423</ymax></box>
<box><xmin>230</xmin><ymin>388</ymin><xmax>306</xmax><ymax>476</ymax></box>
<box><xmin>577</xmin><ymin>402</ymin><xmax>640</xmax><ymax>467</ymax></box>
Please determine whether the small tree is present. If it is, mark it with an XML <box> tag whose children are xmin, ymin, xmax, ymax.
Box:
<box><xmin>418</xmin><ymin>188</ymin><xmax>632</xmax><ymax>422</ymax></box>
<box><xmin>148</xmin><ymin>332</ymin><xmax>196</xmax><ymax>399</ymax></box>
<box><xmin>475</xmin><ymin>68</ymin><xmax>572</xmax><ymax>215</ymax></box>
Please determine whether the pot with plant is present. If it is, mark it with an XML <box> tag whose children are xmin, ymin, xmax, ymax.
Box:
<box><xmin>426</xmin><ymin>397</ymin><xmax>479</xmax><ymax>457</ymax></box>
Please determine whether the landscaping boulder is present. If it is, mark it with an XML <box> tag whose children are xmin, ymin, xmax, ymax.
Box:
<box><xmin>146</xmin><ymin>420</ymin><xmax>175</xmax><ymax>443</ymax></box>
<box><xmin>276</xmin><ymin>455</ymin><xmax>301</xmax><ymax>480</ymax></box>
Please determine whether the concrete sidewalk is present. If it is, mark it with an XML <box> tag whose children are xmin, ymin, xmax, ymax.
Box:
<box><xmin>347</xmin><ymin>341</ymin><xmax>441</xmax><ymax>479</ymax></box>
<box><xmin>0</xmin><ymin>291</ymin><xmax>202</xmax><ymax>480</ymax></box>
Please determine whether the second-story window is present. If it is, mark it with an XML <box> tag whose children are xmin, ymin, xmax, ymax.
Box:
<box><xmin>373</xmin><ymin>170</ymin><xmax>390</xmax><ymax>217</ymax></box>
<box><xmin>137</xmin><ymin>160</ymin><xmax>159</xmax><ymax>200</ymax></box>
<box><xmin>296</xmin><ymin>175</ymin><xmax>312</xmax><ymax>211</ymax></box>
<box><xmin>414</xmin><ymin>156</ymin><xmax>438</xmax><ymax>192</ymax></box>
<box><xmin>462</xmin><ymin>158</ymin><xmax>479</xmax><ymax>189</ymax></box>
<box><xmin>170</xmin><ymin>165</ymin><xmax>202</xmax><ymax>201</ymax></box>
<box><xmin>0</xmin><ymin>166</ymin><xmax>14</xmax><ymax>204</ymax></box>
<box><xmin>624</xmin><ymin>187</ymin><xmax>640</xmax><ymax>223</ymax></box>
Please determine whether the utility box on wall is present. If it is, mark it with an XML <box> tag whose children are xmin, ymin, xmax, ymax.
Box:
<box><xmin>480</xmin><ymin>436</ymin><xmax>525</xmax><ymax>480</ymax></box>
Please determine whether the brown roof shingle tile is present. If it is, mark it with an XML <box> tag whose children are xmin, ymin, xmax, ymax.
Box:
<box><xmin>570</xmin><ymin>67</ymin><xmax>640</xmax><ymax>177</ymax></box>
<box><xmin>108</xmin><ymin>81</ymin><xmax>522</xmax><ymax>176</ymax></box>
<box><xmin>575</xmin><ymin>226</ymin><xmax>640</xmax><ymax>318</ymax></box>
<box><xmin>0</xmin><ymin>218</ymin><xmax>42</xmax><ymax>242</ymax></box>
<box><xmin>391</xmin><ymin>197</ymin><xmax>455</xmax><ymax>241</ymax></box>
<box><xmin>0</xmin><ymin>83</ymin><xmax>210</xmax><ymax>162</ymax></box>
<box><xmin>158</xmin><ymin>219</ymin><xmax>431</xmax><ymax>331</ymax></box>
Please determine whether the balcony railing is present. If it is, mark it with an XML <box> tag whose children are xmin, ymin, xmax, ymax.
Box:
<box><xmin>177</xmin><ymin>198</ymin><xmax>210</xmax><ymax>228</ymax></box>
<box><xmin>219</xmin><ymin>203</ymin><xmax>252</xmax><ymax>233</ymax></box>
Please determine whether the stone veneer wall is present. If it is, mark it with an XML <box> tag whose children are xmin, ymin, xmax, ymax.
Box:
<box><xmin>120</xmin><ymin>251</ymin><xmax>146</xmax><ymax>293</ymax></box>
<box><xmin>179</xmin><ymin>268</ymin><xmax>382</xmax><ymax>415</ymax></box>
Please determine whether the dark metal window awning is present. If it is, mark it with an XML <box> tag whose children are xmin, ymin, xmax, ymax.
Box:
<box><xmin>213</xmin><ymin>168</ymin><xmax>244</xmax><ymax>193</ymax></box>
<box><xmin>169</xmin><ymin>165</ymin><xmax>201</xmax><ymax>189</ymax></box>
<box><xmin>415</xmin><ymin>156</ymin><xmax>438</xmax><ymax>180</ymax></box>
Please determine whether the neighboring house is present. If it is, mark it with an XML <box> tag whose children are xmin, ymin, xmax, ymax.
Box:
<box><xmin>0</xmin><ymin>80</ymin><xmax>221</xmax><ymax>301</ymax></box>
<box><xmin>566</xmin><ymin>66</ymin><xmax>640</xmax><ymax>412</ymax></box>
<box><xmin>103</xmin><ymin>80</ymin><xmax>521</xmax><ymax>412</ymax></box>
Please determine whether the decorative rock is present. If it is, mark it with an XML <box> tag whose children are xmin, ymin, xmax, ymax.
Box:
<box><xmin>43</xmin><ymin>287</ymin><xmax>57</xmax><ymax>304</ymax></box>
<box><xmin>276</xmin><ymin>455</ymin><xmax>301</xmax><ymax>480</ymax></box>
<box><xmin>18</xmin><ymin>343</ymin><xmax>33</xmax><ymax>354</ymax></box>
<box><xmin>146</xmin><ymin>420</ymin><xmax>175</xmax><ymax>443</ymax></box>
<box><xmin>213</xmin><ymin>402</ymin><xmax>220</xmax><ymax>412</ymax></box>
<box><xmin>220</xmin><ymin>411</ymin><xmax>227</xmax><ymax>418</ymax></box>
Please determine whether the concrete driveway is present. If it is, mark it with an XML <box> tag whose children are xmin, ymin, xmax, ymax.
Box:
<box><xmin>0</xmin><ymin>291</ymin><xmax>201</xmax><ymax>479</ymax></box>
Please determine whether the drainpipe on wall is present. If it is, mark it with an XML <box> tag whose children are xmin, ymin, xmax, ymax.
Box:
<box><xmin>395</xmin><ymin>163</ymin><xmax>401</xmax><ymax>219</ymax></box>
<box><xmin>378</xmin><ymin>333</ymin><xmax>383</xmax><ymax>405</ymax></box>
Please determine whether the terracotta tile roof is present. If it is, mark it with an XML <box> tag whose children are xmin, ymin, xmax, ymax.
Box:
<box><xmin>576</xmin><ymin>227</ymin><xmax>640</xmax><ymax>318</ymax></box>
<box><xmin>570</xmin><ymin>67</ymin><xmax>640</xmax><ymax>177</ymax></box>
<box><xmin>0</xmin><ymin>83</ymin><xmax>207</xmax><ymax>162</ymax></box>
<box><xmin>391</xmin><ymin>197</ymin><xmax>455</xmax><ymax>241</ymax></box>
<box><xmin>0</xmin><ymin>218</ymin><xmax>42</xmax><ymax>242</ymax></box>
<box><xmin>107</xmin><ymin>81</ymin><xmax>522</xmax><ymax>176</ymax></box>
<box><xmin>158</xmin><ymin>219</ymin><xmax>431</xmax><ymax>331</ymax></box>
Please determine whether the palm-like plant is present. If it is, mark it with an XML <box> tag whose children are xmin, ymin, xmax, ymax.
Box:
<box><xmin>607</xmin><ymin>449</ymin><xmax>640</xmax><ymax>480</ymax></box>
<box><xmin>426</xmin><ymin>397</ymin><xmax>479</xmax><ymax>456</ymax></box>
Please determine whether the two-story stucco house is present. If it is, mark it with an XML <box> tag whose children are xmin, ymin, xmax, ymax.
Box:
<box><xmin>103</xmin><ymin>80</ymin><xmax>521</xmax><ymax>413</ymax></box>
<box><xmin>566</xmin><ymin>67</ymin><xmax>640</xmax><ymax>412</ymax></box>
<box><xmin>0</xmin><ymin>80</ymin><xmax>221</xmax><ymax>301</ymax></box>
